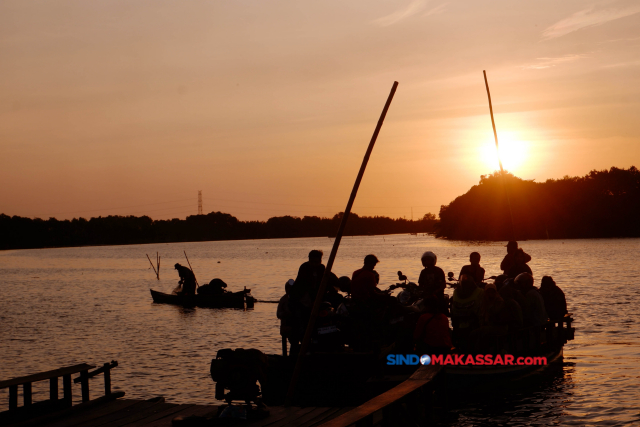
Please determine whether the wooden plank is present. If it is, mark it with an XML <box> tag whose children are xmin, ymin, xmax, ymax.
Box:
<box><xmin>264</xmin><ymin>406</ymin><xmax>318</xmax><ymax>427</ymax></box>
<box><xmin>0</xmin><ymin>365</ymin><xmax>95</xmax><ymax>389</ymax></box>
<box><xmin>136</xmin><ymin>405</ymin><xmax>218</xmax><ymax>427</ymax></box>
<box><xmin>284</xmin><ymin>407</ymin><xmax>337</xmax><ymax>427</ymax></box>
<box><xmin>70</xmin><ymin>400</ymin><xmax>164</xmax><ymax>427</ymax></box>
<box><xmin>23</xmin><ymin>383</ymin><xmax>32</xmax><ymax>406</ymax></box>
<box><xmin>297</xmin><ymin>407</ymin><xmax>345</xmax><ymax>427</ymax></box>
<box><xmin>242</xmin><ymin>406</ymin><xmax>291</xmax><ymax>427</ymax></box>
<box><xmin>318</xmin><ymin>381</ymin><xmax>427</xmax><ymax>427</ymax></box>
<box><xmin>408</xmin><ymin>365</ymin><xmax>442</xmax><ymax>381</ymax></box>
<box><xmin>122</xmin><ymin>404</ymin><xmax>200</xmax><ymax>427</ymax></box>
<box><xmin>41</xmin><ymin>399</ymin><xmax>141</xmax><ymax>427</ymax></box>
<box><xmin>9</xmin><ymin>385</ymin><xmax>18</xmax><ymax>410</ymax></box>
<box><xmin>80</xmin><ymin>371</ymin><xmax>90</xmax><ymax>403</ymax></box>
<box><xmin>73</xmin><ymin>402</ymin><xmax>181</xmax><ymax>427</ymax></box>
<box><xmin>50</xmin><ymin>378</ymin><xmax>58</xmax><ymax>401</ymax></box>
<box><xmin>7</xmin><ymin>392</ymin><xmax>126</xmax><ymax>427</ymax></box>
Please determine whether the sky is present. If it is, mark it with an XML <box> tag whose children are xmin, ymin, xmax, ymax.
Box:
<box><xmin>1</xmin><ymin>0</ymin><xmax>639</xmax><ymax>221</ymax></box>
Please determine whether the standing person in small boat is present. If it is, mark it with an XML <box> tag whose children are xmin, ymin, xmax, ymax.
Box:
<box><xmin>539</xmin><ymin>276</ymin><xmax>568</xmax><ymax>320</ymax></box>
<box><xmin>459</xmin><ymin>252</ymin><xmax>485</xmax><ymax>286</ymax></box>
<box><xmin>500</xmin><ymin>241</ymin><xmax>532</xmax><ymax>275</ymax></box>
<box><xmin>174</xmin><ymin>263</ymin><xmax>196</xmax><ymax>296</ymax></box>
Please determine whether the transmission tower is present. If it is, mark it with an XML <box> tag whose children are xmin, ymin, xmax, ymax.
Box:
<box><xmin>198</xmin><ymin>190</ymin><xmax>203</xmax><ymax>215</ymax></box>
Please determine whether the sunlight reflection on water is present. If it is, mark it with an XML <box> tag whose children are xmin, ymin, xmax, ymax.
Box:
<box><xmin>1</xmin><ymin>235</ymin><xmax>639</xmax><ymax>425</ymax></box>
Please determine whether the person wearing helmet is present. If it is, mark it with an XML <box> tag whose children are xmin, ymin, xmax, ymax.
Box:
<box><xmin>514</xmin><ymin>272</ymin><xmax>547</xmax><ymax>327</ymax></box>
<box><xmin>418</xmin><ymin>251</ymin><xmax>445</xmax><ymax>298</ymax></box>
<box><xmin>174</xmin><ymin>263</ymin><xmax>196</xmax><ymax>296</ymax></box>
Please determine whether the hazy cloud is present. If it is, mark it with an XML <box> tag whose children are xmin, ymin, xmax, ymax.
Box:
<box><xmin>423</xmin><ymin>3</ymin><xmax>448</xmax><ymax>17</ymax></box>
<box><xmin>372</xmin><ymin>0</ymin><xmax>429</xmax><ymax>26</ymax></box>
<box><xmin>521</xmin><ymin>54</ymin><xmax>588</xmax><ymax>70</ymax></box>
<box><xmin>543</xmin><ymin>4</ymin><xmax>640</xmax><ymax>39</ymax></box>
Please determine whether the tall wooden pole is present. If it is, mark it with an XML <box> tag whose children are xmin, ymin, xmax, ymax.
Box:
<box><xmin>285</xmin><ymin>81</ymin><xmax>399</xmax><ymax>405</ymax></box>
<box><xmin>483</xmin><ymin>71</ymin><xmax>516</xmax><ymax>241</ymax></box>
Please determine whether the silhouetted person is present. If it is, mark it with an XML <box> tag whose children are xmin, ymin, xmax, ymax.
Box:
<box><xmin>289</xmin><ymin>250</ymin><xmax>325</xmax><ymax>351</ymax></box>
<box><xmin>414</xmin><ymin>296</ymin><xmax>452</xmax><ymax>355</ymax></box>
<box><xmin>515</xmin><ymin>273</ymin><xmax>548</xmax><ymax>327</ymax></box>
<box><xmin>506</xmin><ymin>249</ymin><xmax>533</xmax><ymax>279</ymax></box>
<box><xmin>174</xmin><ymin>263</ymin><xmax>196</xmax><ymax>295</ymax></box>
<box><xmin>539</xmin><ymin>276</ymin><xmax>568</xmax><ymax>320</ymax></box>
<box><xmin>351</xmin><ymin>254</ymin><xmax>387</xmax><ymax>303</ymax></box>
<box><xmin>459</xmin><ymin>252</ymin><xmax>485</xmax><ymax>286</ymax></box>
<box><xmin>497</xmin><ymin>284</ymin><xmax>524</xmax><ymax>333</ymax></box>
<box><xmin>494</xmin><ymin>274</ymin><xmax>508</xmax><ymax>292</ymax></box>
<box><xmin>451</xmin><ymin>275</ymin><xmax>483</xmax><ymax>350</ymax></box>
<box><xmin>418</xmin><ymin>251</ymin><xmax>445</xmax><ymax>297</ymax></box>
<box><xmin>277</xmin><ymin>280</ymin><xmax>294</xmax><ymax>355</ymax></box>
<box><xmin>324</xmin><ymin>272</ymin><xmax>346</xmax><ymax>309</ymax></box>
<box><xmin>500</xmin><ymin>241</ymin><xmax>531</xmax><ymax>275</ymax></box>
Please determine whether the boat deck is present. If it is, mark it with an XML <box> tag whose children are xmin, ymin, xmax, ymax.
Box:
<box><xmin>10</xmin><ymin>398</ymin><xmax>354</xmax><ymax>427</ymax></box>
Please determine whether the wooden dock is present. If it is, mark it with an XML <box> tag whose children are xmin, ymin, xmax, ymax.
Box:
<box><xmin>2</xmin><ymin>362</ymin><xmax>442</xmax><ymax>427</ymax></box>
<box><xmin>3</xmin><ymin>397</ymin><xmax>355</xmax><ymax>427</ymax></box>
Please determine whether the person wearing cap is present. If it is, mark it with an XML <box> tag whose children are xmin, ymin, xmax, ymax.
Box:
<box><xmin>174</xmin><ymin>263</ymin><xmax>196</xmax><ymax>296</ymax></box>
<box><xmin>500</xmin><ymin>241</ymin><xmax>531</xmax><ymax>275</ymax></box>
<box><xmin>351</xmin><ymin>254</ymin><xmax>389</xmax><ymax>304</ymax></box>
<box><xmin>506</xmin><ymin>249</ymin><xmax>533</xmax><ymax>279</ymax></box>
<box><xmin>459</xmin><ymin>252</ymin><xmax>485</xmax><ymax>286</ymax></box>
<box><xmin>418</xmin><ymin>251</ymin><xmax>446</xmax><ymax>297</ymax></box>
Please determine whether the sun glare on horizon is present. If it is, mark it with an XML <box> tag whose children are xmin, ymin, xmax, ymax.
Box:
<box><xmin>479</xmin><ymin>133</ymin><xmax>530</xmax><ymax>176</ymax></box>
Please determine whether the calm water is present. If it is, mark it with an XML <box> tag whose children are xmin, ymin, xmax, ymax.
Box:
<box><xmin>1</xmin><ymin>235</ymin><xmax>639</xmax><ymax>426</ymax></box>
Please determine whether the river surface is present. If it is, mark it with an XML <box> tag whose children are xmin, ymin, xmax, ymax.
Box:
<box><xmin>1</xmin><ymin>235</ymin><xmax>639</xmax><ymax>426</ymax></box>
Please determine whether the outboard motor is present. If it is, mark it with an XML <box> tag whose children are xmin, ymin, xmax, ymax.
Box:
<box><xmin>210</xmin><ymin>348</ymin><xmax>268</xmax><ymax>407</ymax></box>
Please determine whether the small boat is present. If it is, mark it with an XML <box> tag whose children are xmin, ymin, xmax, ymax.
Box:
<box><xmin>150</xmin><ymin>288</ymin><xmax>255</xmax><ymax>309</ymax></box>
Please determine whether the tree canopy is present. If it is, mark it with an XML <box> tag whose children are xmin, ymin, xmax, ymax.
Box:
<box><xmin>437</xmin><ymin>166</ymin><xmax>640</xmax><ymax>240</ymax></box>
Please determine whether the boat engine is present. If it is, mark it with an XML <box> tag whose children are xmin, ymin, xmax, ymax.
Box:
<box><xmin>210</xmin><ymin>348</ymin><xmax>268</xmax><ymax>406</ymax></box>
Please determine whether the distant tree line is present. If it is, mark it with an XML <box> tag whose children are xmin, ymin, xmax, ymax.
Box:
<box><xmin>437</xmin><ymin>166</ymin><xmax>640</xmax><ymax>240</ymax></box>
<box><xmin>0</xmin><ymin>211</ymin><xmax>438</xmax><ymax>250</ymax></box>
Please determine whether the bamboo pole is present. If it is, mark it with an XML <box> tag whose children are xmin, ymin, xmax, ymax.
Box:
<box><xmin>183</xmin><ymin>250</ymin><xmax>199</xmax><ymax>287</ymax></box>
<box><xmin>285</xmin><ymin>81</ymin><xmax>399</xmax><ymax>405</ymax></box>
<box><xmin>146</xmin><ymin>254</ymin><xmax>159</xmax><ymax>280</ymax></box>
<box><xmin>483</xmin><ymin>70</ymin><xmax>516</xmax><ymax>241</ymax></box>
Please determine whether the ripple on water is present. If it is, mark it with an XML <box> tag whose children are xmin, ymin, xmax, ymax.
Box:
<box><xmin>1</xmin><ymin>236</ymin><xmax>639</xmax><ymax>424</ymax></box>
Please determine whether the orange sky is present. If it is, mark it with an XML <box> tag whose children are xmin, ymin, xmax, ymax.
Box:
<box><xmin>1</xmin><ymin>1</ymin><xmax>639</xmax><ymax>221</ymax></box>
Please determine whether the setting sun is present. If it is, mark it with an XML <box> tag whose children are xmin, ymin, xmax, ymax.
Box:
<box><xmin>479</xmin><ymin>133</ymin><xmax>530</xmax><ymax>174</ymax></box>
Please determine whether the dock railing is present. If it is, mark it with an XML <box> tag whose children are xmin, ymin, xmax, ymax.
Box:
<box><xmin>0</xmin><ymin>361</ymin><xmax>120</xmax><ymax>425</ymax></box>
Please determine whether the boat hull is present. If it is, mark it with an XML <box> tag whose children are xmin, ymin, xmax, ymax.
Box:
<box><xmin>150</xmin><ymin>289</ymin><xmax>254</xmax><ymax>309</ymax></box>
<box><xmin>443</xmin><ymin>346</ymin><xmax>564</xmax><ymax>386</ymax></box>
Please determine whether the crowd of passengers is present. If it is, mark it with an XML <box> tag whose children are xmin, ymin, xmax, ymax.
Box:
<box><xmin>277</xmin><ymin>241</ymin><xmax>568</xmax><ymax>356</ymax></box>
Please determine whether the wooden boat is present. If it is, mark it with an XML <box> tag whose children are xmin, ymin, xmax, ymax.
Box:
<box><xmin>150</xmin><ymin>288</ymin><xmax>255</xmax><ymax>309</ymax></box>
<box><xmin>444</xmin><ymin>314</ymin><xmax>575</xmax><ymax>386</ymax></box>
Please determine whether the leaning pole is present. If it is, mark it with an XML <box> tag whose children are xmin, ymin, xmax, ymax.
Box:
<box><xmin>285</xmin><ymin>81</ymin><xmax>399</xmax><ymax>405</ymax></box>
